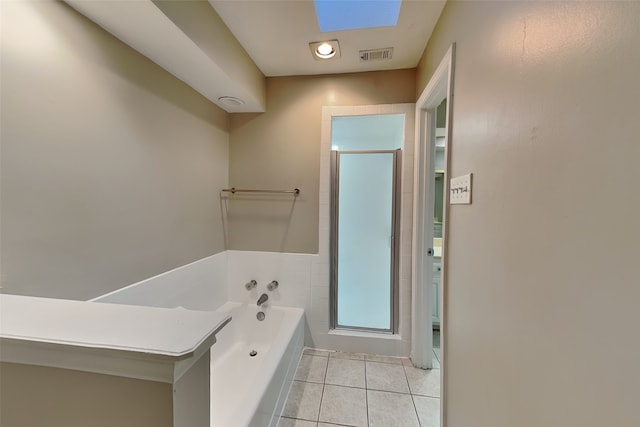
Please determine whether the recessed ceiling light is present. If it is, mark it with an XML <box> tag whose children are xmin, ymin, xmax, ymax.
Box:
<box><xmin>309</xmin><ymin>40</ymin><xmax>341</xmax><ymax>61</ymax></box>
<box><xmin>316</xmin><ymin>43</ymin><xmax>335</xmax><ymax>58</ymax></box>
<box><xmin>217</xmin><ymin>96</ymin><xmax>244</xmax><ymax>107</ymax></box>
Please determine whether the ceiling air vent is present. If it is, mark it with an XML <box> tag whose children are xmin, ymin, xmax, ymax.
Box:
<box><xmin>359</xmin><ymin>47</ymin><xmax>393</xmax><ymax>62</ymax></box>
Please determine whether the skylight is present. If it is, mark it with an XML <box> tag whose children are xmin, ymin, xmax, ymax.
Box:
<box><xmin>314</xmin><ymin>0</ymin><xmax>402</xmax><ymax>32</ymax></box>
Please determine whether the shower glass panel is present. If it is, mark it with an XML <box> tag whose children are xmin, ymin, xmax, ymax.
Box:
<box><xmin>331</xmin><ymin>114</ymin><xmax>404</xmax><ymax>151</ymax></box>
<box><xmin>332</xmin><ymin>150</ymin><xmax>400</xmax><ymax>331</ymax></box>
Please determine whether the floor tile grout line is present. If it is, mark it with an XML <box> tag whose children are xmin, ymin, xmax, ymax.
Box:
<box><xmin>315</xmin><ymin>383</ymin><xmax>326</xmax><ymax>424</ymax></box>
<box><xmin>311</xmin><ymin>349</ymin><xmax>410</xmax><ymax>365</ymax></box>
<box><xmin>339</xmin><ymin>357</ymin><xmax>403</xmax><ymax>365</ymax></box>
<box><xmin>322</xmin><ymin>354</ymin><xmax>329</xmax><ymax>382</ymax></box>
<box><xmin>366</xmin><ymin>387</ymin><xmax>413</xmax><ymax>396</ymax></box>
<box><xmin>402</xmin><ymin>363</ymin><xmax>414</xmax><ymax>396</ymax></box>
<box><xmin>303</xmin><ymin>348</ymin><xmax>330</xmax><ymax>358</ymax></box>
<box><xmin>364</xmin><ymin>359</ymin><xmax>406</xmax><ymax>366</ymax></box>
<box><xmin>404</xmin><ymin>363</ymin><xmax>425</xmax><ymax>427</ymax></box>
<box><xmin>299</xmin><ymin>380</ymin><xmax>378</xmax><ymax>393</ymax></box>
<box><xmin>324</xmin><ymin>356</ymin><xmax>368</xmax><ymax>389</ymax></box>
<box><xmin>404</xmin><ymin>364</ymin><xmax>419</xmax><ymax>423</ymax></box>
<box><xmin>366</xmin><ymin>361</ymin><xmax>403</xmax><ymax>367</ymax></box>
<box><xmin>281</xmin><ymin>415</ymin><xmax>318</xmax><ymax>423</ymax></box>
<box><xmin>315</xmin><ymin>354</ymin><xmax>330</xmax><ymax>424</ymax></box>
<box><xmin>413</xmin><ymin>393</ymin><xmax>441</xmax><ymax>399</ymax></box>
<box><xmin>410</xmin><ymin>394</ymin><xmax>424</xmax><ymax>427</ymax></box>
<box><xmin>364</xmin><ymin>359</ymin><xmax>369</xmax><ymax>427</ymax></box>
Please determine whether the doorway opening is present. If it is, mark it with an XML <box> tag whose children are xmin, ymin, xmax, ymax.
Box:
<box><xmin>412</xmin><ymin>45</ymin><xmax>455</xmax><ymax>424</ymax></box>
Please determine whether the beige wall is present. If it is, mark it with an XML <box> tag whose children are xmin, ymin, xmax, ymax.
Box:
<box><xmin>0</xmin><ymin>1</ymin><xmax>229</xmax><ymax>300</ymax></box>
<box><xmin>228</xmin><ymin>70</ymin><xmax>416</xmax><ymax>253</ymax></box>
<box><xmin>416</xmin><ymin>2</ymin><xmax>640</xmax><ymax>426</ymax></box>
<box><xmin>0</xmin><ymin>362</ymin><xmax>173</xmax><ymax>427</ymax></box>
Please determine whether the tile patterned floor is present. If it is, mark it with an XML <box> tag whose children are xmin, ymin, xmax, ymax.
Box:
<box><xmin>279</xmin><ymin>347</ymin><xmax>441</xmax><ymax>427</ymax></box>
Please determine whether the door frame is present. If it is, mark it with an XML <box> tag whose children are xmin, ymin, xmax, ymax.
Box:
<box><xmin>411</xmin><ymin>43</ymin><xmax>455</xmax><ymax>391</ymax></box>
<box><xmin>330</xmin><ymin>149</ymin><xmax>402</xmax><ymax>333</ymax></box>
<box><xmin>319</xmin><ymin>104</ymin><xmax>414</xmax><ymax>356</ymax></box>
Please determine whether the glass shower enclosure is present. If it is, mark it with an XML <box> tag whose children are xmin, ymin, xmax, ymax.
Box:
<box><xmin>329</xmin><ymin>113</ymin><xmax>404</xmax><ymax>333</ymax></box>
<box><xmin>330</xmin><ymin>150</ymin><xmax>400</xmax><ymax>332</ymax></box>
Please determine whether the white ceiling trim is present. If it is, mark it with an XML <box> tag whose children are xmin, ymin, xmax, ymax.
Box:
<box><xmin>66</xmin><ymin>0</ymin><xmax>266</xmax><ymax>113</ymax></box>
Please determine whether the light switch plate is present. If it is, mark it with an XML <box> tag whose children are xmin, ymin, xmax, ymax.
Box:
<box><xmin>450</xmin><ymin>173</ymin><xmax>472</xmax><ymax>204</ymax></box>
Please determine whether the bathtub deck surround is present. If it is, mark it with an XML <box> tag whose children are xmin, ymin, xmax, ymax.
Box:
<box><xmin>91</xmin><ymin>252</ymin><xmax>307</xmax><ymax>426</ymax></box>
<box><xmin>279</xmin><ymin>347</ymin><xmax>440</xmax><ymax>427</ymax></box>
<box><xmin>88</xmin><ymin>251</ymin><xmax>424</xmax><ymax>426</ymax></box>
<box><xmin>0</xmin><ymin>294</ymin><xmax>231</xmax><ymax>427</ymax></box>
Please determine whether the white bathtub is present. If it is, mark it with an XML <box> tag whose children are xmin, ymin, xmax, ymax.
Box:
<box><xmin>211</xmin><ymin>302</ymin><xmax>304</xmax><ymax>427</ymax></box>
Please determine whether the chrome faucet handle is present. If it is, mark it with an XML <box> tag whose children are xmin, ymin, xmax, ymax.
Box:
<box><xmin>267</xmin><ymin>280</ymin><xmax>279</xmax><ymax>291</ymax></box>
<box><xmin>245</xmin><ymin>280</ymin><xmax>257</xmax><ymax>290</ymax></box>
<box><xmin>257</xmin><ymin>293</ymin><xmax>269</xmax><ymax>306</ymax></box>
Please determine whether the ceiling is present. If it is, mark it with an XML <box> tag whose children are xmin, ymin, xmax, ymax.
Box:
<box><xmin>209</xmin><ymin>0</ymin><xmax>446</xmax><ymax>77</ymax></box>
<box><xmin>66</xmin><ymin>0</ymin><xmax>446</xmax><ymax>112</ymax></box>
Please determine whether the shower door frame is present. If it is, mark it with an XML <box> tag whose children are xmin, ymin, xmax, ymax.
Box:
<box><xmin>329</xmin><ymin>149</ymin><xmax>402</xmax><ymax>334</ymax></box>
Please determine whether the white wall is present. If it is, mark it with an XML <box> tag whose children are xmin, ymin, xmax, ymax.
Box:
<box><xmin>226</xmin><ymin>251</ymin><xmax>312</xmax><ymax>312</ymax></box>
<box><xmin>416</xmin><ymin>1</ymin><xmax>640</xmax><ymax>426</ymax></box>
<box><xmin>93</xmin><ymin>252</ymin><xmax>228</xmax><ymax>311</ymax></box>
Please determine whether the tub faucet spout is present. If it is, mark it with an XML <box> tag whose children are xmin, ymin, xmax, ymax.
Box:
<box><xmin>257</xmin><ymin>293</ymin><xmax>269</xmax><ymax>306</ymax></box>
